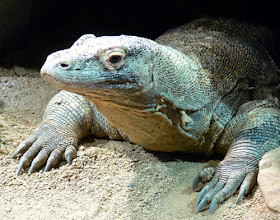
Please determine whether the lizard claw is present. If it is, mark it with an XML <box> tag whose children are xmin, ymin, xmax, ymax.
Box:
<box><xmin>44</xmin><ymin>162</ymin><xmax>53</xmax><ymax>172</ymax></box>
<box><xmin>28</xmin><ymin>163</ymin><xmax>36</xmax><ymax>174</ymax></box>
<box><xmin>236</xmin><ymin>186</ymin><xmax>247</xmax><ymax>204</ymax></box>
<box><xmin>197</xmin><ymin>198</ymin><xmax>208</xmax><ymax>213</ymax></box>
<box><xmin>197</xmin><ymin>188</ymin><xmax>207</xmax><ymax>206</ymax></box>
<box><xmin>192</xmin><ymin>175</ymin><xmax>200</xmax><ymax>190</ymax></box>
<box><xmin>16</xmin><ymin>160</ymin><xmax>25</xmax><ymax>176</ymax></box>
<box><xmin>64</xmin><ymin>145</ymin><xmax>77</xmax><ymax>165</ymax></box>
<box><xmin>209</xmin><ymin>197</ymin><xmax>218</xmax><ymax>215</ymax></box>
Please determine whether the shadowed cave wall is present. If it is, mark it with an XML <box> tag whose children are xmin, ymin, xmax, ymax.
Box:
<box><xmin>0</xmin><ymin>0</ymin><xmax>279</xmax><ymax>67</ymax></box>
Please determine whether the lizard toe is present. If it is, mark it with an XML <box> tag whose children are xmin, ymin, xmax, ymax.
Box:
<box><xmin>236</xmin><ymin>169</ymin><xmax>258</xmax><ymax>204</ymax></box>
<box><xmin>197</xmin><ymin>176</ymin><xmax>226</xmax><ymax>213</ymax></box>
<box><xmin>28</xmin><ymin>148</ymin><xmax>50</xmax><ymax>174</ymax></box>
<box><xmin>208</xmin><ymin>177</ymin><xmax>242</xmax><ymax>214</ymax></box>
<box><xmin>196</xmin><ymin>175</ymin><xmax>219</xmax><ymax>206</ymax></box>
<box><xmin>197</xmin><ymin>188</ymin><xmax>207</xmax><ymax>206</ymax></box>
<box><xmin>192</xmin><ymin>167</ymin><xmax>216</xmax><ymax>190</ymax></box>
<box><xmin>64</xmin><ymin>145</ymin><xmax>77</xmax><ymax>165</ymax></box>
<box><xmin>11</xmin><ymin>133</ymin><xmax>39</xmax><ymax>159</ymax></box>
<box><xmin>44</xmin><ymin>148</ymin><xmax>65</xmax><ymax>172</ymax></box>
<box><xmin>16</xmin><ymin>139</ymin><xmax>45</xmax><ymax>175</ymax></box>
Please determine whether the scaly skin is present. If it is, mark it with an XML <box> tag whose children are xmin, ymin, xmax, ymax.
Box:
<box><xmin>12</xmin><ymin>18</ymin><xmax>280</xmax><ymax>214</ymax></box>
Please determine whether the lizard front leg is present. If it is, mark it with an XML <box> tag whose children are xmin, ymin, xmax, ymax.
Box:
<box><xmin>193</xmin><ymin>100</ymin><xmax>280</xmax><ymax>214</ymax></box>
<box><xmin>12</xmin><ymin>90</ymin><xmax>123</xmax><ymax>175</ymax></box>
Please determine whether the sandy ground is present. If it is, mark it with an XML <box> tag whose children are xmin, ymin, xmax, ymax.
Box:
<box><xmin>0</xmin><ymin>68</ymin><xmax>279</xmax><ymax>220</ymax></box>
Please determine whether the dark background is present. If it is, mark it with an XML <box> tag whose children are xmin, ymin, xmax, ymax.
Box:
<box><xmin>0</xmin><ymin>0</ymin><xmax>279</xmax><ymax>67</ymax></box>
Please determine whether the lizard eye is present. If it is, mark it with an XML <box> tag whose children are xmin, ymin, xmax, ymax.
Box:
<box><xmin>100</xmin><ymin>48</ymin><xmax>126</xmax><ymax>70</ymax></box>
<box><xmin>109</xmin><ymin>55</ymin><xmax>122</xmax><ymax>64</ymax></box>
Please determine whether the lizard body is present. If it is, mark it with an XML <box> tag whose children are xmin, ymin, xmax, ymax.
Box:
<box><xmin>12</xmin><ymin>18</ymin><xmax>280</xmax><ymax>214</ymax></box>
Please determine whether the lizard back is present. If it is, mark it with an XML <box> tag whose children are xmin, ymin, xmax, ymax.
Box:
<box><xmin>156</xmin><ymin>17</ymin><xmax>280</xmax><ymax>102</ymax></box>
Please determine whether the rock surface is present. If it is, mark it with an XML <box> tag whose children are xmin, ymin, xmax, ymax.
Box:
<box><xmin>258</xmin><ymin>147</ymin><xmax>280</xmax><ymax>213</ymax></box>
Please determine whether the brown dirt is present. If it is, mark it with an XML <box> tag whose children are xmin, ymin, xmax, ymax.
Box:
<box><xmin>0</xmin><ymin>68</ymin><xmax>279</xmax><ymax>220</ymax></box>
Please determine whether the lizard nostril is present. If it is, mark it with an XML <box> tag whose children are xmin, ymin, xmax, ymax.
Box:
<box><xmin>60</xmin><ymin>63</ymin><xmax>69</xmax><ymax>68</ymax></box>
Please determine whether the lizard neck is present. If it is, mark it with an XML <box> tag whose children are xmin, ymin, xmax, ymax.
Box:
<box><xmin>152</xmin><ymin>44</ymin><xmax>217</xmax><ymax>111</ymax></box>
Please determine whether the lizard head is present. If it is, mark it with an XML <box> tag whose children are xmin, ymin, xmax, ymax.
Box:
<box><xmin>41</xmin><ymin>34</ymin><xmax>215</xmax><ymax>112</ymax></box>
<box><xmin>41</xmin><ymin>34</ymin><xmax>160</xmax><ymax>107</ymax></box>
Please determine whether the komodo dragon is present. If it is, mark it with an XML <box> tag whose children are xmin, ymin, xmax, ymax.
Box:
<box><xmin>12</xmin><ymin>18</ymin><xmax>280</xmax><ymax>214</ymax></box>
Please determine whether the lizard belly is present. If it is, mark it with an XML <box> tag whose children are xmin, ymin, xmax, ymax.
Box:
<box><xmin>92</xmin><ymin>99</ymin><xmax>212</xmax><ymax>154</ymax></box>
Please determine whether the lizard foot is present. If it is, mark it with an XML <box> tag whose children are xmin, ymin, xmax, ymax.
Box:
<box><xmin>12</xmin><ymin>123</ymin><xmax>78</xmax><ymax>175</ymax></box>
<box><xmin>194</xmin><ymin>157</ymin><xmax>258</xmax><ymax>214</ymax></box>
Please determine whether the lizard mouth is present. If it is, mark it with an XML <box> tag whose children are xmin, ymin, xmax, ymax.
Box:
<box><xmin>42</xmin><ymin>72</ymin><xmax>73</xmax><ymax>88</ymax></box>
<box><xmin>42</xmin><ymin>71</ymin><xmax>141</xmax><ymax>93</ymax></box>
